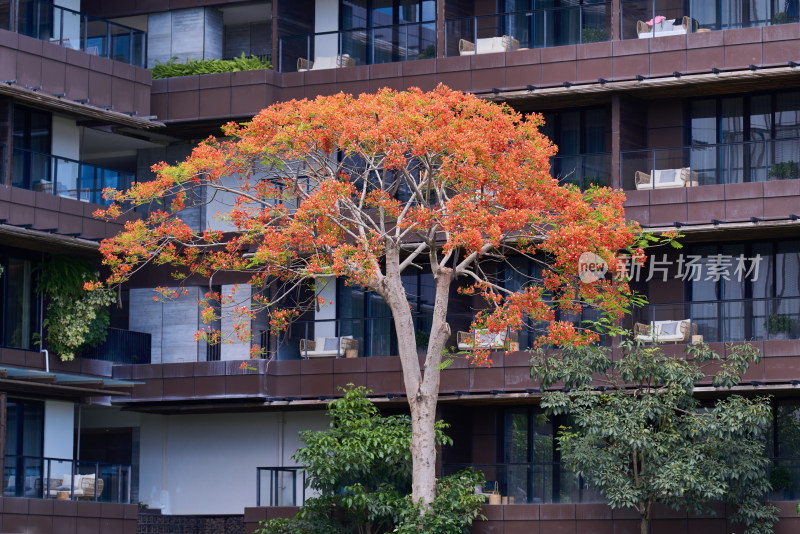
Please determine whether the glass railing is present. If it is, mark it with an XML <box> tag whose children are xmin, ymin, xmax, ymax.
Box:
<box><xmin>620</xmin><ymin>138</ymin><xmax>800</xmax><ymax>190</ymax></box>
<box><xmin>11</xmin><ymin>147</ymin><xmax>135</xmax><ymax>205</ymax></box>
<box><xmin>620</xmin><ymin>0</ymin><xmax>798</xmax><ymax>40</ymax></box>
<box><xmin>278</xmin><ymin>21</ymin><xmax>436</xmax><ymax>72</ymax></box>
<box><xmin>3</xmin><ymin>455</ymin><xmax>131</xmax><ymax>502</ymax></box>
<box><xmin>15</xmin><ymin>0</ymin><xmax>145</xmax><ymax>67</ymax></box>
<box><xmin>551</xmin><ymin>152</ymin><xmax>611</xmax><ymax>189</ymax></box>
<box><xmin>628</xmin><ymin>297</ymin><xmax>800</xmax><ymax>343</ymax></box>
<box><xmin>82</xmin><ymin>328</ymin><xmax>152</xmax><ymax>365</ymax></box>
<box><xmin>441</xmin><ymin>462</ymin><xmax>604</xmax><ymax>504</ymax></box>
<box><xmin>256</xmin><ymin>467</ymin><xmax>306</xmax><ymax>507</ymax></box>
<box><xmin>444</xmin><ymin>3</ymin><xmax>611</xmax><ymax>57</ymax></box>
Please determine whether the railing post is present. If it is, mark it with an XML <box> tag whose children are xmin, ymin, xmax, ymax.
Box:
<box><xmin>306</xmin><ymin>34</ymin><xmax>311</xmax><ymax>71</ymax></box>
<box><xmin>94</xmin><ymin>462</ymin><xmax>99</xmax><ymax>501</ymax></box>
<box><xmin>117</xmin><ymin>464</ymin><xmax>122</xmax><ymax>503</ymax></box>
<box><xmin>579</xmin><ymin>4</ymin><xmax>584</xmax><ymax>44</ymax></box>
<box><xmin>304</xmin><ymin>322</ymin><xmax>309</xmax><ymax>359</ymax></box>
<box><xmin>105</xmin><ymin>22</ymin><xmax>111</xmax><ymax>59</ymax></box>
<box><xmin>278</xmin><ymin>38</ymin><xmax>283</xmax><ymax>72</ymax></box>
<box><xmin>58</xmin><ymin>6</ymin><xmax>64</xmax><ymax>46</ymax></box>
<box><xmin>256</xmin><ymin>468</ymin><xmax>261</xmax><ymax>506</ymax></box>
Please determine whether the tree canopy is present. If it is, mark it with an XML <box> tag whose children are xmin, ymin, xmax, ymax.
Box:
<box><xmin>531</xmin><ymin>339</ymin><xmax>777</xmax><ymax>534</ymax></box>
<box><xmin>94</xmin><ymin>85</ymin><xmax>638</xmax><ymax>504</ymax></box>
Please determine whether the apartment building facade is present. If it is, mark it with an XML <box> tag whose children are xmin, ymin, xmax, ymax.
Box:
<box><xmin>1</xmin><ymin>0</ymin><xmax>800</xmax><ymax>533</ymax></box>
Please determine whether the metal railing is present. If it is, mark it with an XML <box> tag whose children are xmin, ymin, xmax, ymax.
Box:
<box><xmin>256</xmin><ymin>467</ymin><xmax>306</xmax><ymax>507</ymax></box>
<box><xmin>15</xmin><ymin>0</ymin><xmax>146</xmax><ymax>67</ymax></box>
<box><xmin>271</xmin><ymin>308</ymin><xmax>609</xmax><ymax>360</ymax></box>
<box><xmin>629</xmin><ymin>297</ymin><xmax>800</xmax><ymax>343</ymax></box>
<box><xmin>620</xmin><ymin>0</ymin><xmax>798</xmax><ymax>40</ymax></box>
<box><xmin>441</xmin><ymin>462</ymin><xmax>604</xmax><ymax>504</ymax></box>
<box><xmin>551</xmin><ymin>152</ymin><xmax>611</xmax><ymax>190</ymax></box>
<box><xmin>3</xmin><ymin>455</ymin><xmax>131</xmax><ymax>502</ymax></box>
<box><xmin>278</xmin><ymin>21</ymin><xmax>436</xmax><ymax>72</ymax></box>
<box><xmin>82</xmin><ymin>328</ymin><xmax>152</xmax><ymax>365</ymax></box>
<box><xmin>11</xmin><ymin>147</ymin><xmax>135</xmax><ymax>206</ymax></box>
<box><xmin>444</xmin><ymin>3</ymin><xmax>611</xmax><ymax>57</ymax></box>
<box><xmin>620</xmin><ymin>138</ymin><xmax>800</xmax><ymax>190</ymax></box>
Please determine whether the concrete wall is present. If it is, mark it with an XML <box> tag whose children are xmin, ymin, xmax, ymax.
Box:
<box><xmin>220</xmin><ymin>283</ymin><xmax>252</xmax><ymax>361</ymax></box>
<box><xmin>314</xmin><ymin>0</ymin><xmax>338</xmax><ymax>58</ymax></box>
<box><xmin>130</xmin><ymin>287</ymin><xmax>201</xmax><ymax>363</ymax></box>
<box><xmin>43</xmin><ymin>400</ymin><xmax>74</xmax><ymax>460</ymax></box>
<box><xmin>51</xmin><ymin>115</ymin><xmax>80</xmax><ymax>160</ymax></box>
<box><xmin>315</xmin><ymin>276</ymin><xmax>336</xmax><ymax>339</ymax></box>
<box><xmin>81</xmin><ymin>407</ymin><xmax>327</xmax><ymax>515</ymax></box>
<box><xmin>148</xmin><ymin>8</ymin><xmax>224</xmax><ymax>68</ymax></box>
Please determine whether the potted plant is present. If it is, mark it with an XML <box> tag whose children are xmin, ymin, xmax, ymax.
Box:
<box><xmin>766</xmin><ymin>314</ymin><xmax>794</xmax><ymax>340</ymax></box>
<box><xmin>768</xmin><ymin>161</ymin><xmax>799</xmax><ymax>180</ymax></box>
<box><xmin>581</xmin><ymin>28</ymin><xmax>609</xmax><ymax>43</ymax></box>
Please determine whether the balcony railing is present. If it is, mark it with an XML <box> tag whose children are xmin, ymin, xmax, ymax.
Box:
<box><xmin>256</xmin><ymin>467</ymin><xmax>306</xmax><ymax>507</ymax></box>
<box><xmin>444</xmin><ymin>3</ymin><xmax>611</xmax><ymax>57</ymax></box>
<box><xmin>620</xmin><ymin>138</ymin><xmax>800</xmax><ymax>190</ymax></box>
<box><xmin>3</xmin><ymin>455</ymin><xmax>131</xmax><ymax>502</ymax></box>
<box><xmin>441</xmin><ymin>463</ymin><xmax>604</xmax><ymax>505</ymax></box>
<box><xmin>82</xmin><ymin>328</ymin><xmax>151</xmax><ymax>365</ymax></box>
<box><xmin>14</xmin><ymin>0</ymin><xmax>145</xmax><ymax>67</ymax></box>
<box><xmin>11</xmin><ymin>147</ymin><xmax>135</xmax><ymax>206</ymax></box>
<box><xmin>620</xmin><ymin>0</ymin><xmax>799</xmax><ymax>40</ymax></box>
<box><xmin>278</xmin><ymin>22</ymin><xmax>436</xmax><ymax>72</ymax></box>
<box><xmin>629</xmin><ymin>297</ymin><xmax>800</xmax><ymax>343</ymax></box>
<box><xmin>551</xmin><ymin>152</ymin><xmax>611</xmax><ymax>189</ymax></box>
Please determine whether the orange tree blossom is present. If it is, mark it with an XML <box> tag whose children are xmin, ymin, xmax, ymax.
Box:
<box><xmin>92</xmin><ymin>85</ymin><xmax>639</xmax><ymax>507</ymax></box>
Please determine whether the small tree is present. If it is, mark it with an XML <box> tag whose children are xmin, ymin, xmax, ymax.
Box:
<box><xmin>95</xmin><ymin>86</ymin><xmax>637</xmax><ymax>505</ymax></box>
<box><xmin>531</xmin><ymin>339</ymin><xmax>777</xmax><ymax>534</ymax></box>
<box><xmin>257</xmin><ymin>386</ymin><xmax>485</xmax><ymax>534</ymax></box>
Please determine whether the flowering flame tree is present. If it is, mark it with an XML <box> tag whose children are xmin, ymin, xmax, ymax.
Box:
<box><xmin>95</xmin><ymin>86</ymin><xmax>637</xmax><ymax>506</ymax></box>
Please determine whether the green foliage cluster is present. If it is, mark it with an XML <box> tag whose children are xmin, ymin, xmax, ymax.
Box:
<box><xmin>766</xmin><ymin>313</ymin><xmax>794</xmax><ymax>334</ymax></box>
<box><xmin>36</xmin><ymin>256</ymin><xmax>115</xmax><ymax>361</ymax></box>
<box><xmin>151</xmin><ymin>53</ymin><xmax>272</xmax><ymax>79</ymax></box>
<box><xmin>257</xmin><ymin>386</ymin><xmax>485</xmax><ymax>534</ymax></box>
<box><xmin>581</xmin><ymin>28</ymin><xmax>609</xmax><ymax>43</ymax></box>
<box><xmin>530</xmin><ymin>337</ymin><xmax>777</xmax><ymax>534</ymax></box>
<box><xmin>768</xmin><ymin>161</ymin><xmax>799</xmax><ymax>180</ymax></box>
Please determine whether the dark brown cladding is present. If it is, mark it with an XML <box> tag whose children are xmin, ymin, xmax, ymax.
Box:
<box><xmin>0</xmin><ymin>497</ymin><xmax>138</xmax><ymax>534</ymax></box>
<box><xmin>624</xmin><ymin>179</ymin><xmax>800</xmax><ymax>228</ymax></box>
<box><xmin>114</xmin><ymin>340</ymin><xmax>800</xmax><ymax>406</ymax></box>
<box><xmin>0</xmin><ymin>185</ymin><xmax>136</xmax><ymax>243</ymax></box>
<box><xmin>245</xmin><ymin>501</ymin><xmax>800</xmax><ymax>534</ymax></box>
<box><xmin>0</xmin><ymin>29</ymin><xmax>151</xmax><ymax>118</ymax></box>
<box><xmin>151</xmin><ymin>23</ymin><xmax>800</xmax><ymax>124</ymax></box>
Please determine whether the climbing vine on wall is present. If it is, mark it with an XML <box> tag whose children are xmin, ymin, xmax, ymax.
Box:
<box><xmin>36</xmin><ymin>256</ymin><xmax>115</xmax><ymax>361</ymax></box>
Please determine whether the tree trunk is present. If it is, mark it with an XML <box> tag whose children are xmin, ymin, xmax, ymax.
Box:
<box><xmin>377</xmin><ymin>245</ymin><xmax>454</xmax><ymax>507</ymax></box>
<box><xmin>640</xmin><ymin>516</ymin><xmax>650</xmax><ymax>534</ymax></box>
<box><xmin>409</xmin><ymin>392</ymin><xmax>438</xmax><ymax>506</ymax></box>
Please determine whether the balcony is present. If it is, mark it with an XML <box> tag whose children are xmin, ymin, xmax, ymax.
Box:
<box><xmin>620</xmin><ymin>0</ymin><xmax>799</xmax><ymax>40</ymax></box>
<box><xmin>630</xmin><ymin>297</ymin><xmax>800</xmax><ymax>343</ymax></box>
<box><xmin>12</xmin><ymin>0</ymin><xmax>145</xmax><ymax>67</ymax></box>
<box><xmin>620</xmin><ymin>138</ymin><xmax>800</xmax><ymax>190</ymax></box>
<box><xmin>444</xmin><ymin>3</ymin><xmax>612</xmax><ymax>57</ymax></box>
<box><xmin>82</xmin><ymin>328</ymin><xmax>151</xmax><ymax>365</ymax></box>
<box><xmin>10</xmin><ymin>146</ymin><xmax>136</xmax><ymax>206</ymax></box>
<box><xmin>552</xmin><ymin>152</ymin><xmax>611</xmax><ymax>189</ymax></box>
<box><xmin>278</xmin><ymin>22</ymin><xmax>436</xmax><ymax>73</ymax></box>
<box><xmin>3</xmin><ymin>455</ymin><xmax>132</xmax><ymax>503</ymax></box>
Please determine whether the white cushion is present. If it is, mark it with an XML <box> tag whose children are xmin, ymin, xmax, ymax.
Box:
<box><xmin>653</xmin><ymin>169</ymin><xmax>682</xmax><ymax>186</ymax></box>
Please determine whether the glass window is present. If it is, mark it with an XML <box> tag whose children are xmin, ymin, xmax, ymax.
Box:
<box><xmin>1</xmin><ymin>255</ymin><xmax>37</xmax><ymax>350</ymax></box>
<box><xmin>691</xmin><ymin>99</ymin><xmax>717</xmax><ymax>146</ymax></box>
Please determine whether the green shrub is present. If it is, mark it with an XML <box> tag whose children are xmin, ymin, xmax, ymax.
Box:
<box><xmin>581</xmin><ymin>28</ymin><xmax>609</xmax><ymax>43</ymax></box>
<box><xmin>151</xmin><ymin>53</ymin><xmax>272</xmax><ymax>79</ymax></box>
<box><xmin>768</xmin><ymin>161</ymin><xmax>800</xmax><ymax>180</ymax></box>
